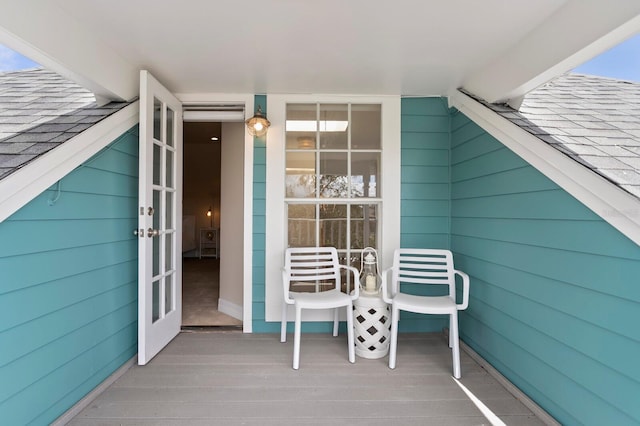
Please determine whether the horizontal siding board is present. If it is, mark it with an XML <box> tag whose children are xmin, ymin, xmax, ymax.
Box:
<box><xmin>451</xmin><ymin>133</ymin><xmax>504</xmax><ymax>164</ymax></box>
<box><xmin>400</xmin><ymin>233</ymin><xmax>449</xmax><ymax>249</ymax></box>
<box><xmin>401</xmin><ymin>115</ymin><xmax>449</xmax><ymax>133</ymax></box>
<box><xmin>401</xmin><ymin>165</ymin><xmax>449</xmax><ymax>183</ymax></box>
<box><xmin>401</xmin><ymin>97</ymin><xmax>449</xmax><ymax>116</ymax></box>
<box><xmin>401</xmin><ymin>132</ymin><xmax>449</xmax><ymax>149</ymax></box>
<box><xmin>401</xmin><ymin>216</ymin><xmax>448</xmax><ymax>234</ymax></box>
<box><xmin>82</xmin><ymin>147</ymin><xmax>139</xmax><ymax>177</ymax></box>
<box><xmin>401</xmin><ymin>183</ymin><xmax>449</xmax><ymax>200</ymax></box>
<box><xmin>401</xmin><ymin>199</ymin><xmax>449</xmax><ymax>217</ymax></box>
<box><xmin>401</xmin><ymin>148</ymin><xmax>449</xmax><ymax>166</ymax></box>
<box><xmin>451</xmin><ymin>121</ymin><xmax>490</xmax><ymax>147</ymax></box>
<box><xmin>56</xmin><ymin>167</ymin><xmax>138</xmax><ymax>197</ymax></box>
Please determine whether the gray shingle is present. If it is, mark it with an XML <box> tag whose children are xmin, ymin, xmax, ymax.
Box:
<box><xmin>0</xmin><ymin>68</ymin><xmax>131</xmax><ymax>180</ymax></box>
<box><xmin>474</xmin><ymin>73</ymin><xmax>640</xmax><ymax>201</ymax></box>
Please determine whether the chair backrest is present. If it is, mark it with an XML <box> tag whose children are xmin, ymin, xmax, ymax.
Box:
<box><xmin>284</xmin><ymin>247</ymin><xmax>343</xmax><ymax>293</ymax></box>
<box><xmin>391</xmin><ymin>249</ymin><xmax>455</xmax><ymax>298</ymax></box>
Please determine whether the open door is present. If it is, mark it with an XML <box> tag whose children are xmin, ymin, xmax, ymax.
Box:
<box><xmin>137</xmin><ymin>70</ymin><xmax>183</xmax><ymax>365</ymax></box>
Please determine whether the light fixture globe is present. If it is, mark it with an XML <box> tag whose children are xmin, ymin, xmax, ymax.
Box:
<box><xmin>245</xmin><ymin>105</ymin><xmax>271</xmax><ymax>137</ymax></box>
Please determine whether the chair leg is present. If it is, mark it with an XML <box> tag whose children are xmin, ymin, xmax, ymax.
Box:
<box><xmin>448</xmin><ymin>315</ymin><xmax>453</xmax><ymax>348</ymax></box>
<box><xmin>346</xmin><ymin>303</ymin><xmax>355</xmax><ymax>363</ymax></box>
<box><xmin>333</xmin><ymin>307</ymin><xmax>339</xmax><ymax>337</ymax></box>
<box><xmin>388</xmin><ymin>305</ymin><xmax>399</xmax><ymax>369</ymax></box>
<box><xmin>293</xmin><ymin>306</ymin><xmax>302</xmax><ymax>370</ymax></box>
<box><xmin>281</xmin><ymin>302</ymin><xmax>288</xmax><ymax>343</ymax></box>
<box><xmin>451</xmin><ymin>311</ymin><xmax>461</xmax><ymax>379</ymax></box>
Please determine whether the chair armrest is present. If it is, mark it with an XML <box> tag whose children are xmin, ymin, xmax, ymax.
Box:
<box><xmin>454</xmin><ymin>269</ymin><xmax>470</xmax><ymax>310</ymax></box>
<box><xmin>339</xmin><ymin>264</ymin><xmax>360</xmax><ymax>300</ymax></box>
<box><xmin>380</xmin><ymin>267</ymin><xmax>394</xmax><ymax>304</ymax></box>
<box><xmin>282</xmin><ymin>267</ymin><xmax>295</xmax><ymax>304</ymax></box>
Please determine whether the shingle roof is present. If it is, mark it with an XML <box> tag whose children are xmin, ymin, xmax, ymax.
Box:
<box><xmin>481</xmin><ymin>73</ymin><xmax>640</xmax><ymax>199</ymax></box>
<box><xmin>0</xmin><ymin>68</ymin><xmax>130</xmax><ymax>180</ymax></box>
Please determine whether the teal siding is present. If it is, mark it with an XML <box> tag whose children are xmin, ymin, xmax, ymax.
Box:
<box><xmin>0</xmin><ymin>127</ymin><xmax>139</xmax><ymax>425</ymax></box>
<box><xmin>400</xmin><ymin>97</ymin><xmax>450</xmax><ymax>251</ymax></box>
<box><xmin>450</xmin><ymin>113</ymin><xmax>640</xmax><ymax>425</ymax></box>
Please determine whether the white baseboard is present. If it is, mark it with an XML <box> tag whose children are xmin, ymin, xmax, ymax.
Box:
<box><xmin>51</xmin><ymin>355</ymin><xmax>136</xmax><ymax>425</ymax></box>
<box><xmin>218</xmin><ymin>298</ymin><xmax>243</xmax><ymax>320</ymax></box>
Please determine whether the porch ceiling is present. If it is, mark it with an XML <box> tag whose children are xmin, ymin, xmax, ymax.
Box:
<box><xmin>1</xmin><ymin>1</ymin><xmax>639</xmax><ymax>103</ymax></box>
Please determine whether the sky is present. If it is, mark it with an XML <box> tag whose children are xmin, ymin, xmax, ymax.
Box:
<box><xmin>0</xmin><ymin>33</ymin><xmax>639</xmax><ymax>80</ymax></box>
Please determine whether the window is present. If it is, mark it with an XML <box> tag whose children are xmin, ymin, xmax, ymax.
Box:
<box><xmin>285</xmin><ymin>103</ymin><xmax>381</xmax><ymax>272</ymax></box>
<box><xmin>265</xmin><ymin>95</ymin><xmax>400</xmax><ymax>322</ymax></box>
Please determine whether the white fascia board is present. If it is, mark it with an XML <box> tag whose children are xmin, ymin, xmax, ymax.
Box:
<box><xmin>0</xmin><ymin>1</ymin><xmax>137</xmax><ymax>101</ymax></box>
<box><xmin>464</xmin><ymin>2</ymin><xmax>640</xmax><ymax>104</ymax></box>
<box><xmin>0</xmin><ymin>101</ymin><xmax>140</xmax><ymax>223</ymax></box>
<box><xmin>450</xmin><ymin>90</ymin><xmax>640</xmax><ymax>247</ymax></box>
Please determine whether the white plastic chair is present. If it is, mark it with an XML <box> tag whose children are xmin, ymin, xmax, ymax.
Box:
<box><xmin>381</xmin><ymin>249</ymin><xmax>470</xmax><ymax>378</ymax></box>
<box><xmin>281</xmin><ymin>247</ymin><xmax>360</xmax><ymax>369</ymax></box>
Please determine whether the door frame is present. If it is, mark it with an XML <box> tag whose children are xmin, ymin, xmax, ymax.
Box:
<box><xmin>177</xmin><ymin>93</ymin><xmax>255</xmax><ymax>332</ymax></box>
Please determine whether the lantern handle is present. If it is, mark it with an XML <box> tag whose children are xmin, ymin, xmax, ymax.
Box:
<box><xmin>361</xmin><ymin>247</ymin><xmax>379</xmax><ymax>273</ymax></box>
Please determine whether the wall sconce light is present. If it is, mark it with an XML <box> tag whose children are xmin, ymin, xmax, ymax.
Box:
<box><xmin>206</xmin><ymin>206</ymin><xmax>212</xmax><ymax>228</ymax></box>
<box><xmin>245</xmin><ymin>105</ymin><xmax>271</xmax><ymax>137</ymax></box>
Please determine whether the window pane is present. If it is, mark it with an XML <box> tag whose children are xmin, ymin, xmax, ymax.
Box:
<box><xmin>351</xmin><ymin>152</ymin><xmax>380</xmax><ymax>198</ymax></box>
<box><xmin>288</xmin><ymin>204</ymin><xmax>316</xmax><ymax>247</ymax></box>
<box><xmin>319</xmin><ymin>104</ymin><xmax>348</xmax><ymax>149</ymax></box>
<box><xmin>319</xmin><ymin>152</ymin><xmax>348</xmax><ymax>198</ymax></box>
<box><xmin>351</xmin><ymin>104</ymin><xmax>381</xmax><ymax>149</ymax></box>
<box><xmin>286</xmin><ymin>103</ymin><xmax>316</xmax><ymax>150</ymax></box>
<box><xmin>320</xmin><ymin>204</ymin><xmax>347</xmax><ymax>249</ymax></box>
<box><xmin>165</xmin><ymin>232</ymin><xmax>173</xmax><ymax>272</ymax></box>
<box><xmin>351</xmin><ymin>204</ymin><xmax>378</xmax><ymax>249</ymax></box>
<box><xmin>166</xmin><ymin>192</ymin><xmax>174</xmax><ymax>230</ymax></box>
<box><xmin>153</xmin><ymin>98</ymin><xmax>162</xmax><ymax>142</ymax></box>
<box><xmin>286</xmin><ymin>151</ymin><xmax>316</xmax><ymax>198</ymax></box>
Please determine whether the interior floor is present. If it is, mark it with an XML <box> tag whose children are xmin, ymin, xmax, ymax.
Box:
<box><xmin>182</xmin><ymin>257</ymin><xmax>242</xmax><ymax>327</ymax></box>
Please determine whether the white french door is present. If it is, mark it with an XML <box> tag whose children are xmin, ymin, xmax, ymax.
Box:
<box><xmin>137</xmin><ymin>70</ymin><xmax>183</xmax><ymax>365</ymax></box>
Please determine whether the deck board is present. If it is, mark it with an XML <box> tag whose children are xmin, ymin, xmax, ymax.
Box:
<box><xmin>68</xmin><ymin>331</ymin><xmax>548</xmax><ymax>425</ymax></box>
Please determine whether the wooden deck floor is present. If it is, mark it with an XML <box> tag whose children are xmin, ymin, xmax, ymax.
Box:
<box><xmin>68</xmin><ymin>331</ymin><xmax>548</xmax><ymax>425</ymax></box>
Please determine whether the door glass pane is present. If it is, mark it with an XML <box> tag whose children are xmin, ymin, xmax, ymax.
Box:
<box><xmin>165</xmin><ymin>232</ymin><xmax>173</xmax><ymax>272</ymax></box>
<box><xmin>288</xmin><ymin>204</ymin><xmax>316</xmax><ymax>247</ymax></box>
<box><xmin>153</xmin><ymin>98</ymin><xmax>162</xmax><ymax>142</ymax></box>
<box><xmin>166</xmin><ymin>149</ymin><xmax>174</xmax><ymax>188</ymax></box>
<box><xmin>319</xmin><ymin>152</ymin><xmax>348</xmax><ymax>198</ymax></box>
<box><xmin>286</xmin><ymin>152</ymin><xmax>315</xmax><ymax>198</ymax></box>
<box><xmin>351</xmin><ymin>152</ymin><xmax>380</xmax><ymax>198</ymax></box>
<box><xmin>165</xmin><ymin>274</ymin><xmax>173</xmax><ymax>314</ymax></box>
<box><xmin>153</xmin><ymin>190</ymin><xmax>161</xmax><ymax>230</ymax></box>
<box><xmin>166</xmin><ymin>107</ymin><xmax>174</xmax><ymax>147</ymax></box>
<box><xmin>286</xmin><ymin>103</ymin><xmax>316</xmax><ymax>150</ymax></box>
<box><xmin>319</xmin><ymin>104</ymin><xmax>348</xmax><ymax>149</ymax></box>
<box><xmin>320</xmin><ymin>204</ymin><xmax>347</xmax><ymax>249</ymax></box>
<box><xmin>152</xmin><ymin>279</ymin><xmax>161</xmax><ymax>323</ymax></box>
<box><xmin>351</xmin><ymin>104</ymin><xmax>381</xmax><ymax>149</ymax></box>
<box><xmin>166</xmin><ymin>192</ymin><xmax>174</xmax><ymax>230</ymax></box>
<box><xmin>153</xmin><ymin>144</ymin><xmax>161</xmax><ymax>185</ymax></box>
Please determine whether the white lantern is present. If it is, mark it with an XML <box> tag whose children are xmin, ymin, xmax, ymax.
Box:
<box><xmin>360</xmin><ymin>247</ymin><xmax>380</xmax><ymax>294</ymax></box>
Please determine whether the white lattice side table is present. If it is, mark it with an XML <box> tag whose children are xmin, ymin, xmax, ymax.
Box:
<box><xmin>352</xmin><ymin>293</ymin><xmax>391</xmax><ymax>359</ymax></box>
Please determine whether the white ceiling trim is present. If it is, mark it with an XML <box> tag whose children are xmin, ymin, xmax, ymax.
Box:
<box><xmin>464</xmin><ymin>1</ymin><xmax>640</xmax><ymax>104</ymax></box>
<box><xmin>0</xmin><ymin>102</ymin><xmax>139</xmax><ymax>223</ymax></box>
<box><xmin>449</xmin><ymin>90</ymin><xmax>640</xmax><ymax>247</ymax></box>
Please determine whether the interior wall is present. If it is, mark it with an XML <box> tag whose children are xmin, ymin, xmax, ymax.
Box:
<box><xmin>183</xmin><ymin>122</ymin><xmax>221</xmax><ymax>256</ymax></box>
<box><xmin>219</xmin><ymin>121</ymin><xmax>245</xmax><ymax>314</ymax></box>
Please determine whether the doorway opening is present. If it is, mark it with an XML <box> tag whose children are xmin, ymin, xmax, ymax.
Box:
<box><xmin>181</xmin><ymin>119</ymin><xmax>243</xmax><ymax>328</ymax></box>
